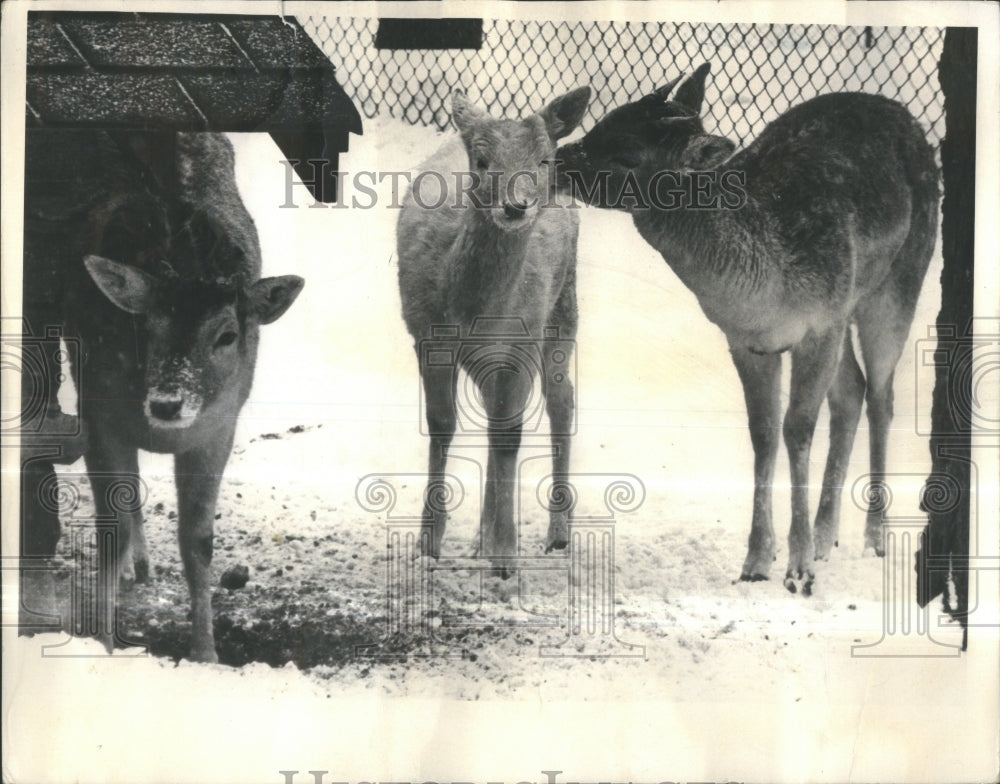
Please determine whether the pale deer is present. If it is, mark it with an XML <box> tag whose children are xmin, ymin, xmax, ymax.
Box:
<box><xmin>397</xmin><ymin>87</ymin><xmax>591</xmax><ymax>573</ymax></box>
<box><xmin>556</xmin><ymin>65</ymin><xmax>938</xmax><ymax>593</ymax></box>
<box><xmin>24</xmin><ymin>130</ymin><xmax>304</xmax><ymax>661</ymax></box>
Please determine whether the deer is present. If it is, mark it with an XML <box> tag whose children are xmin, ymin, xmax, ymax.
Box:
<box><xmin>556</xmin><ymin>64</ymin><xmax>939</xmax><ymax>594</ymax></box>
<box><xmin>23</xmin><ymin>129</ymin><xmax>304</xmax><ymax>661</ymax></box>
<box><xmin>396</xmin><ymin>87</ymin><xmax>591</xmax><ymax>574</ymax></box>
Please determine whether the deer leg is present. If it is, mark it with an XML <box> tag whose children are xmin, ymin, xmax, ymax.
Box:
<box><xmin>85</xmin><ymin>437</ymin><xmax>143</xmax><ymax>584</ymax></box>
<box><xmin>543</xmin><ymin>343</ymin><xmax>575</xmax><ymax>552</ymax></box>
<box><xmin>861</xmin><ymin>373</ymin><xmax>894</xmax><ymax>556</ymax></box>
<box><xmin>479</xmin><ymin>363</ymin><xmax>531</xmax><ymax>574</ymax></box>
<box><xmin>131</xmin><ymin>513</ymin><xmax>150</xmax><ymax>582</ymax></box>
<box><xmin>174</xmin><ymin>431</ymin><xmax>233</xmax><ymax>664</ymax></box>
<box><xmin>84</xmin><ymin>434</ymin><xmax>143</xmax><ymax>649</ymax></box>
<box><xmin>783</xmin><ymin>326</ymin><xmax>846</xmax><ymax>594</ymax></box>
<box><xmin>854</xmin><ymin>278</ymin><xmax>920</xmax><ymax>556</ymax></box>
<box><xmin>813</xmin><ymin>331</ymin><xmax>866</xmax><ymax>560</ymax></box>
<box><xmin>20</xmin><ymin>454</ymin><xmax>63</xmax><ymax>633</ymax></box>
<box><xmin>730</xmin><ymin>347</ymin><xmax>782</xmax><ymax>581</ymax></box>
<box><xmin>419</xmin><ymin>361</ymin><xmax>458</xmax><ymax>558</ymax></box>
<box><xmin>856</xmin><ymin>331</ymin><xmax>908</xmax><ymax>556</ymax></box>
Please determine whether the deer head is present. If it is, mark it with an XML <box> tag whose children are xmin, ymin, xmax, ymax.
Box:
<box><xmin>451</xmin><ymin>86</ymin><xmax>591</xmax><ymax>230</ymax></box>
<box><xmin>83</xmin><ymin>253</ymin><xmax>303</xmax><ymax>430</ymax></box>
<box><xmin>556</xmin><ymin>64</ymin><xmax>736</xmax><ymax>210</ymax></box>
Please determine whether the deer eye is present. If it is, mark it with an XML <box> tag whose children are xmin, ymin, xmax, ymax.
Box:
<box><xmin>475</xmin><ymin>157</ymin><xmax>488</xmax><ymax>170</ymax></box>
<box><xmin>214</xmin><ymin>330</ymin><xmax>238</xmax><ymax>349</ymax></box>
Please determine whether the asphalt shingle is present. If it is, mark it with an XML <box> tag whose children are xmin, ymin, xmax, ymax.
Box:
<box><xmin>26</xmin><ymin>11</ymin><xmax>361</xmax><ymax>202</ymax></box>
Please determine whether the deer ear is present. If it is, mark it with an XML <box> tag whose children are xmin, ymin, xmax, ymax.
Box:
<box><xmin>673</xmin><ymin>63</ymin><xmax>711</xmax><ymax>115</ymax></box>
<box><xmin>681</xmin><ymin>135</ymin><xmax>736</xmax><ymax>168</ymax></box>
<box><xmin>539</xmin><ymin>86</ymin><xmax>592</xmax><ymax>140</ymax></box>
<box><xmin>83</xmin><ymin>255</ymin><xmax>157</xmax><ymax>314</ymax></box>
<box><xmin>451</xmin><ymin>91</ymin><xmax>487</xmax><ymax>135</ymax></box>
<box><xmin>249</xmin><ymin>275</ymin><xmax>304</xmax><ymax>325</ymax></box>
<box><xmin>648</xmin><ymin>74</ymin><xmax>684</xmax><ymax>102</ymax></box>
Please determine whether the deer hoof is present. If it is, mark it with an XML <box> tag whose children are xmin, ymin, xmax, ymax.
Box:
<box><xmin>783</xmin><ymin>568</ymin><xmax>815</xmax><ymax>597</ymax></box>
<box><xmin>118</xmin><ymin>564</ymin><xmax>136</xmax><ymax>588</ymax></box>
<box><xmin>487</xmin><ymin>564</ymin><xmax>515</xmax><ymax>581</ymax></box>
<box><xmin>19</xmin><ymin>569</ymin><xmax>60</xmax><ymax>633</ymax></box>
<box><xmin>813</xmin><ymin>536</ymin><xmax>837</xmax><ymax>562</ymax></box>
<box><xmin>546</xmin><ymin>514</ymin><xmax>569</xmax><ymax>552</ymax></box>
<box><xmin>189</xmin><ymin>646</ymin><xmax>219</xmax><ymax>664</ymax></box>
<box><xmin>418</xmin><ymin>536</ymin><xmax>441</xmax><ymax>560</ymax></box>
<box><xmin>133</xmin><ymin>556</ymin><xmax>150</xmax><ymax>584</ymax></box>
<box><xmin>863</xmin><ymin>525</ymin><xmax>885</xmax><ymax>556</ymax></box>
<box><xmin>97</xmin><ymin>630</ymin><xmax>115</xmax><ymax>654</ymax></box>
<box><xmin>544</xmin><ymin>538</ymin><xmax>568</xmax><ymax>554</ymax></box>
<box><xmin>739</xmin><ymin>550</ymin><xmax>774</xmax><ymax>582</ymax></box>
<box><xmin>862</xmin><ymin>531</ymin><xmax>885</xmax><ymax>557</ymax></box>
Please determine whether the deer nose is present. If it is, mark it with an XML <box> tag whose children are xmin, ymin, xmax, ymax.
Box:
<box><xmin>148</xmin><ymin>397</ymin><xmax>183</xmax><ymax>421</ymax></box>
<box><xmin>503</xmin><ymin>200</ymin><xmax>527</xmax><ymax>219</ymax></box>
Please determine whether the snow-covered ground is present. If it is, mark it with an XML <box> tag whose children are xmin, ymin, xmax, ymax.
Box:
<box><xmin>6</xmin><ymin>112</ymin><xmax>998</xmax><ymax>783</ymax></box>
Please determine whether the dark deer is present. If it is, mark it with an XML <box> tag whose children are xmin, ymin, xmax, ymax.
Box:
<box><xmin>24</xmin><ymin>130</ymin><xmax>304</xmax><ymax>661</ymax></box>
<box><xmin>397</xmin><ymin>87</ymin><xmax>591</xmax><ymax>571</ymax></box>
<box><xmin>557</xmin><ymin>65</ymin><xmax>938</xmax><ymax>593</ymax></box>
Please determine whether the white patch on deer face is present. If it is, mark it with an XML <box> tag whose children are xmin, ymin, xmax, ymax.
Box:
<box><xmin>143</xmin><ymin>357</ymin><xmax>204</xmax><ymax>429</ymax></box>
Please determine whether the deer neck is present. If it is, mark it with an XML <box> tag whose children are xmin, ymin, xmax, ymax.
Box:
<box><xmin>446</xmin><ymin>207</ymin><xmax>533</xmax><ymax>320</ymax></box>
<box><xmin>631</xmin><ymin>169</ymin><xmax>776</xmax><ymax>327</ymax></box>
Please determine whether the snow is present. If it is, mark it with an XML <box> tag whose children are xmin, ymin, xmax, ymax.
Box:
<box><xmin>6</xmin><ymin>112</ymin><xmax>998</xmax><ymax>784</ymax></box>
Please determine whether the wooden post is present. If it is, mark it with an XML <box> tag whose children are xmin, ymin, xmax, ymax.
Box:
<box><xmin>916</xmin><ymin>27</ymin><xmax>977</xmax><ymax>648</ymax></box>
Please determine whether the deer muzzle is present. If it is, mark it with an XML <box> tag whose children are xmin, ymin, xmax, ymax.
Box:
<box><xmin>144</xmin><ymin>358</ymin><xmax>204</xmax><ymax>428</ymax></box>
<box><xmin>144</xmin><ymin>388</ymin><xmax>203</xmax><ymax>428</ymax></box>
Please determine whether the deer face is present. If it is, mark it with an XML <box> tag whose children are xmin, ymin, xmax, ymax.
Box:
<box><xmin>451</xmin><ymin>87</ymin><xmax>591</xmax><ymax>231</ymax></box>
<box><xmin>556</xmin><ymin>64</ymin><xmax>735</xmax><ymax>210</ymax></box>
<box><xmin>83</xmin><ymin>255</ymin><xmax>303</xmax><ymax>429</ymax></box>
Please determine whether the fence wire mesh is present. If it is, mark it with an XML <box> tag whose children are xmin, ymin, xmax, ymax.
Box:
<box><xmin>302</xmin><ymin>17</ymin><xmax>944</xmax><ymax>150</ymax></box>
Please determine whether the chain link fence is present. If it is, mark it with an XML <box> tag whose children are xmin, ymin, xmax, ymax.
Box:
<box><xmin>302</xmin><ymin>18</ymin><xmax>944</xmax><ymax>150</ymax></box>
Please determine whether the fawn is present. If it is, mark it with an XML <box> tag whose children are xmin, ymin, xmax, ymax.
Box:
<box><xmin>23</xmin><ymin>129</ymin><xmax>304</xmax><ymax>660</ymax></box>
<box><xmin>397</xmin><ymin>87</ymin><xmax>591</xmax><ymax>572</ymax></box>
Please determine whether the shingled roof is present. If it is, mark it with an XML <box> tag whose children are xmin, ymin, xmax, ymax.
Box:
<box><xmin>26</xmin><ymin>11</ymin><xmax>362</xmax><ymax>202</ymax></box>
